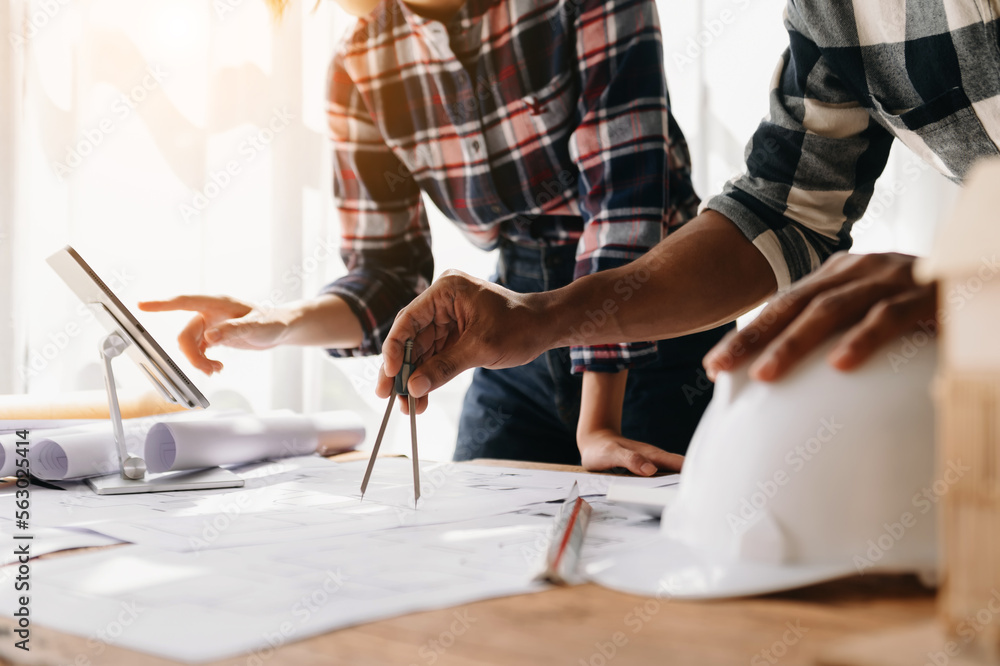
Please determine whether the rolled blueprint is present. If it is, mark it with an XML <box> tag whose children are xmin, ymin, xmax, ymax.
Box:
<box><xmin>25</xmin><ymin>412</ymin><xmax>364</xmax><ymax>481</ymax></box>
<box><xmin>34</xmin><ymin>431</ymin><xmax>120</xmax><ymax>480</ymax></box>
<box><xmin>31</xmin><ymin>421</ymin><xmax>152</xmax><ymax>481</ymax></box>
<box><xmin>0</xmin><ymin>433</ymin><xmax>30</xmax><ymax>477</ymax></box>
<box><xmin>144</xmin><ymin>412</ymin><xmax>365</xmax><ymax>474</ymax></box>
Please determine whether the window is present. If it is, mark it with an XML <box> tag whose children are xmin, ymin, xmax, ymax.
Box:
<box><xmin>0</xmin><ymin>0</ymin><xmax>957</xmax><ymax>460</ymax></box>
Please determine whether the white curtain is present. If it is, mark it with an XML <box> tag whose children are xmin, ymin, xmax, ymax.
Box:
<box><xmin>7</xmin><ymin>0</ymin><xmax>348</xmax><ymax>407</ymax></box>
<box><xmin>1</xmin><ymin>0</ymin><xmax>958</xmax><ymax>459</ymax></box>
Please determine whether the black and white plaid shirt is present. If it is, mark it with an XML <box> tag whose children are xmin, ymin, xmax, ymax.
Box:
<box><xmin>706</xmin><ymin>0</ymin><xmax>1000</xmax><ymax>288</ymax></box>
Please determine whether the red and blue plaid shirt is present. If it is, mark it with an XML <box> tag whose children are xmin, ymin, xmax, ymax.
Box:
<box><xmin>322</xmin><ymin>0</ymin><xmax>698</xmax><ymax>372</ymax></box>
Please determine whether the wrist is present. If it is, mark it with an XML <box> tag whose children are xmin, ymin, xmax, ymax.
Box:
<box><xmin>536</xmin><ymin>284</ymin><xmax>580</xmax><ymax>349</ymax></box>
<box><xmin>278</xmin><ymin>294</ymin><xmax>363</xmax><ymax>348</ymax></box>
<box><xmin>271</xmin><ymin>301</ymin><xmax>309</xmax><ymax>345</ymax></box>
<box><xmin>518</xmin><ymin>289</ymin><xmax>565</xmax><ymax>355</ymax></box>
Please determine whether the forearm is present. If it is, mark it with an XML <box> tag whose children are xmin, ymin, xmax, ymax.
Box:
<box><xmin>276</xmin><ymin>294</ymin><xmax>364</xmax><ymax>349</ymax></box>
<box><xmin>542</xmin><ymin>211</ymin><xmax>777</xmax><ymax>349</ymax></box>
<box><xmin>578</xmin><ymin>371</ymin><xmax>627</xmax><ymax>436</ymax></box>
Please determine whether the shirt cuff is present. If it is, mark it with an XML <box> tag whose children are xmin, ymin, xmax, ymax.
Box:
<box><xmin>320</xmin><ymin>272</ymin><xmax>399</xmax><ymax>357</ymax></box>
<box><xmin>570</xmin><ymin>342</ymin><xmax>658</xmax><ymax>374</ymax></box>
<box><xmin>703</xmin><ymin>192</ymin><xmax>796</xmax><ymax>291</ymax></box>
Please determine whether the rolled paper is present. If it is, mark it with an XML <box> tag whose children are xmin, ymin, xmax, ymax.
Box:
<box><xmin>0</xmin><ymin>434</ymin><xmax>26</xmax><ymax>477</ymax></box>
<box><xmin>33</xmin><ymin>433</ymin><xmax>119</xmax><ymax>481</ymax></box>
<box><xmin>144</xmin><ymin>412</ymin><xmax>365</xmax><ymax>474</ymax></box>
<box><xmin>22</xmin><ymin>412</ymin><xmax>364</xmax><ymax>481</ymax></box>
<box><xmin>29</xmin><ymin>421</ymin><xmax>155</xmax><ymax>481</ymax></box>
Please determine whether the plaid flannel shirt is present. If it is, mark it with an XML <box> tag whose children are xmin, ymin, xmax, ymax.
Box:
<box><xmin>322</xmin><ymin>0</ymin><xmax>699</xmax><ymax>373</ymax></box>
<box><xmin>706</xmin><ymin>0</ymin><xmax>1000</xmax><ymax>289</ymax></box>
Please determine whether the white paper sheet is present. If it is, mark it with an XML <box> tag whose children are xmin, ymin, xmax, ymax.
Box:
<box><xmin>144</xmin><ymin>412</ymin><xmax>364</xmax><ymax>473</ymax></box>
<box><xmin>3</xmin><ymin>504</ymin><xmax>660</xmax><ymax>664</ymax></box>
<box><xmin>25</xmin><ymin>457</ymin><xmax>673</xmax><ymax>552</ymax></box>
<box><xmin>0</xmin><ymin>526</ymin><xmax>124</xmax><ymax>565</ymax></box>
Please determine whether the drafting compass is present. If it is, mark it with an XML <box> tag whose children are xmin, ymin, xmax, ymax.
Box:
<box><xmin>360</xmin><ymin>340</ymin><xmax>421</xmax><ymax>507</ymax></box>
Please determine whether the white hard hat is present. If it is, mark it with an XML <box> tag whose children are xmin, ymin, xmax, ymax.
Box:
<box><xmin>588</xmin><ymin>337</ymin><xmax>940</xmax><ymax>599</ymax></box>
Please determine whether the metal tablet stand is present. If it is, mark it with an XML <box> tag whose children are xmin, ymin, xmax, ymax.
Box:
<box><xmin>85</xmin><ymin>307</ymin><xmax>244</xmax><ymax>495</ymax></box>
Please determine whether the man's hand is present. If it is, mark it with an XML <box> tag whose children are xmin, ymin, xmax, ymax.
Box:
<box><xmin>138</xmin><ymin>296</ymin><xmax>290</xmax><ymax>374</ymax></box>
<box><xmin>577</xmin><ymin>429</ymin><xmax>684</xmax><ymax>476</ymax></box>
<box><xmin>376</xmin><ymin>271</ymin><xmax>553</xmax><ymax>408</ymax></box>
<box><xmin>703</xmin><ymin>252</ymin><xmax>937</xmax><ymax>382</ymax></box>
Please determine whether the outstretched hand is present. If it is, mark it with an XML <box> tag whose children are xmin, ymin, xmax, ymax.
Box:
<box><xmin>138</xmin><ymin>295</ymin><xmax>289</xmax><ymax>374</ymax></box>
<box><xmin>702</xmin><ymin>252</ymin><xmax>937</xmax><ymax>382</ymax></box>
<box><xmin>376</xmin><ymin>271</ymin><xmax>554</xmax><ymax>412</ymax></box>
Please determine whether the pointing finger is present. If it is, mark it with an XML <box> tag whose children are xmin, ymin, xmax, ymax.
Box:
<box><xmin>138</xmin><ymin>295</ymin><xmax>251</xmax><ymax>318</ymax></box>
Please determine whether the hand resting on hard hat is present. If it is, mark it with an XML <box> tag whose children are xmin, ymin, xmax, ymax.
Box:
<box><xmin>702</xmin><ymin>252</ymin><xmax>937</xmax><ymax>384</ymax></box>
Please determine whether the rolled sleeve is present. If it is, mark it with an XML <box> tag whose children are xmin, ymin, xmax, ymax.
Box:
<box><xmin>323</xmin><ymin>56</ymin><xmax>433</xmax><ymax>357</ymax></box>
<box><xmin>703</xmin><ymin>6</ymin><xmax>895</xmax><ymax>289</ymax></box>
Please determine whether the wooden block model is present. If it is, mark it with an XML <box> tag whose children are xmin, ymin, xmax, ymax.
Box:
<box><xmin>916</xmin><ymin>157</ymin><xmax>1000</xmax><ymax>661</ymax></box>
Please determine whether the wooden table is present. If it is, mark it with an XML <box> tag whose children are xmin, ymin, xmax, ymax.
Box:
<box><xmin>0</xmin><ymin>459</ymin><xmax>937</xmax><ymax>666</ymax></box>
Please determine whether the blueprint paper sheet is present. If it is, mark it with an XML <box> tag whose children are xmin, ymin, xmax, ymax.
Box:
<box><xmin>21</xmin><ymin>457</ymin><xmax>673</xmax><ymax>551</ymax></box>
<box><xmin>3</xmin><ymin>509</ymin><xmax>659</xmax><ymax>663</ymax></box>
<box><xmin>0</xmin><ymin>456</ymin><xmax>672</xmax><ymax>662</ymax></box>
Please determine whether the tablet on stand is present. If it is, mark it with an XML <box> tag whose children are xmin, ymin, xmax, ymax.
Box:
<box><xmin>46</xmin><ymin>246</ymin><xmax>244</xmax><ymax>495</ymax></box>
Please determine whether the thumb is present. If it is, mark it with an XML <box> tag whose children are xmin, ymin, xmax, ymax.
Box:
<box><xmin>407</xmin><ymin>344</ymin><xmax>477</xmax><ymax>397</ymax></box>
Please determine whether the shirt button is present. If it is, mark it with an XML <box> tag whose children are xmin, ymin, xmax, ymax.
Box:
<box><xmin>491</xmin><ymin>204</ymin><xmax>502</xmax><ymax>214</ymax></box>
<box><xmin>471</xmin><ymin>139</ymin><xmax>481</xmax><ymax>152</ymax></box>
<box><xmin>429</xmin><ymin>26</ymin><xmax>446</xmax><ymax>43</ymax></box>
